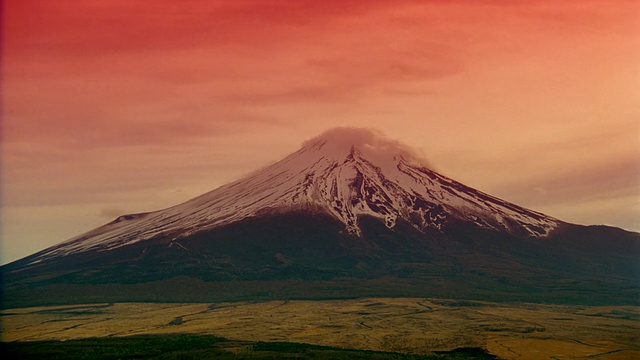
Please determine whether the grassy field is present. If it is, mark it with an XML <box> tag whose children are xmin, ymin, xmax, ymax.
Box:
<box><xmin>1</xmin><ymin>298</ymin><xmax>638</xmax><ymax>359</ymax></box>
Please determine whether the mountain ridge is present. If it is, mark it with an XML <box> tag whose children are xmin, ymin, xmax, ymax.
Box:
<box><xmin>3</xmin><ymin>127</ymin><xmax>638</xmax><ymax>307</ymax></box>
<box><xmin>22</xmin><ymin>128</ymin><xmax>559</xmax><ymax>265</ymax></box>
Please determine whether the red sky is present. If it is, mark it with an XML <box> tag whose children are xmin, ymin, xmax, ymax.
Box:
<box><xmin>2</xmin><ymin>0</ymin><xmax>639</xmax><ymax>264</ymax></box>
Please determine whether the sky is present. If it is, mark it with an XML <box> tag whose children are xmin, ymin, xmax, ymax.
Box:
<box><xmin>2</xmin><ymin>0</ymin><xmax>639</xmax><ymax>265</ymax></box>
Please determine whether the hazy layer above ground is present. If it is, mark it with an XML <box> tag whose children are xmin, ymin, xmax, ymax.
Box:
<box><xmin>2</xmin><ymin>298</ymin><xmax>638</xmax><ymax>360</ymax></box>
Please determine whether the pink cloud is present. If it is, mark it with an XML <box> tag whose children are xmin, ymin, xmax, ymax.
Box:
<box><xmin>2</xmin><ymin>0</ymin><xmax>639</xmax><ymax>263</ymax></box>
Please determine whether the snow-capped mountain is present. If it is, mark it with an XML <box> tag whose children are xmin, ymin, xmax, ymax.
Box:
<box><xmin>3</xmin><ymin>127</ymin><xmax>638</xmax><ymax>307</ymax></box>
<box><xmin>30</xmin><ymin>128</ymin><xmax>557</xmax><ymax>264</ymax></box>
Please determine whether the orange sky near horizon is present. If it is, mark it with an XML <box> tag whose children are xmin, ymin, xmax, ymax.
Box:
<box><xmin>2</xmin><ymin>0</ymin><xmax>639</xmax><ymax>264</ymax></box>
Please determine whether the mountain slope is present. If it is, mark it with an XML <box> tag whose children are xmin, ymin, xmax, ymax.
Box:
<box><xmin>3</xmin><ymin>128</ymin><xmax>638</xmax><ymax>307</ymax></box>
<box><xmin>22</xmin><ymin>128</ymin><xmax>557</xmax><ymax>265</ymax></box>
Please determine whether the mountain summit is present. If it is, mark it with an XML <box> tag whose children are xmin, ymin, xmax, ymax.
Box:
<box><xmin>3</xmin><ymin>128</ymin><xmax>638</xmax><ymax>307</ymax></box>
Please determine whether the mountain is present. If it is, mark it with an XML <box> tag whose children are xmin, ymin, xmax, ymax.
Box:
<box><xmin>3</xmin><ymin>128</ymin><xmax>639</xmax><ymax>307</ymax></box>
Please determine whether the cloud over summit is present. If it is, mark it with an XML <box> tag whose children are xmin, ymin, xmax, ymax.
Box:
<box><xmin>303</xmin><ymin>127</ymin><xmax>431</xmax><ymax>168</ymax></box>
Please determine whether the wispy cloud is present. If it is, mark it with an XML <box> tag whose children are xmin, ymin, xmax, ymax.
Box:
<box><xmin>2</xmin><ymin>0</ymin><xmax>639</xmax><ymax>264</ymax></box>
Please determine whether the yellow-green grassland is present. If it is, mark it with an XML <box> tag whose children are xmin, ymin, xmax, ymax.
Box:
<box><xmin>2</xmin><ymin>298</ymin><xmax>638</xmax><ymax>359</ymax></box>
